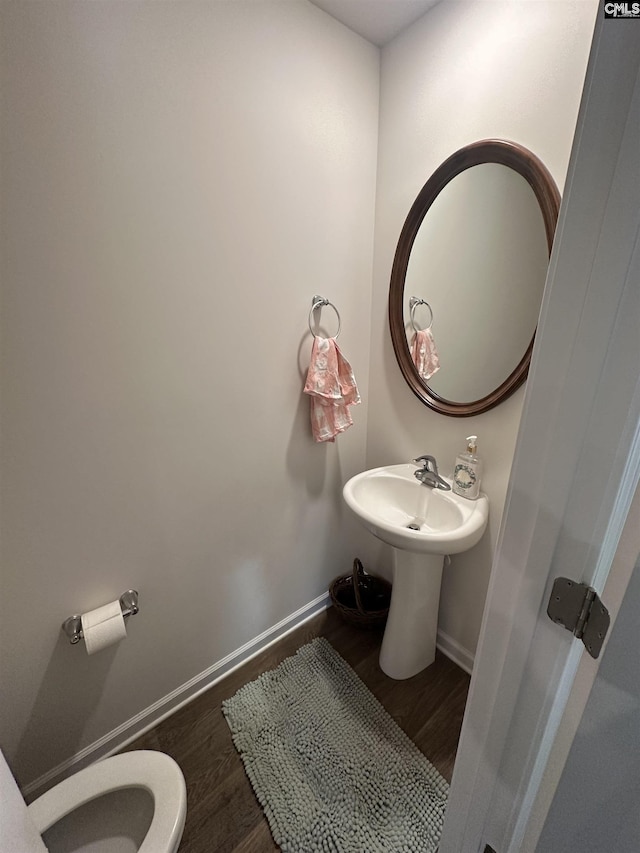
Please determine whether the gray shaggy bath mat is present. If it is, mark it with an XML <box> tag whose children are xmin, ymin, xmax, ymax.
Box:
<box><xmin>222</xmin><ymin>637</ymin><xmax>448</xmax><ymax>852</ymax></box>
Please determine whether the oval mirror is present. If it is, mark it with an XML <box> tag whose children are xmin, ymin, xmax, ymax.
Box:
<box><xmin>389</xmin><ymin>139</ymin><xmax>560</xmax><ymax>417</ymax></box>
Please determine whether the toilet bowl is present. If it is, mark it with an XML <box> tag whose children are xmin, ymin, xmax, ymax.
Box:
<box><xmin>1</xmin><ymin>750</ymin><xmax>186</xmax><ymax>853</ymax></box>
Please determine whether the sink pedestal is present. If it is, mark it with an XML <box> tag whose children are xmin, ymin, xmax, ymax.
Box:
<box><xmin>379</xmin><ymin>549</ymin><xmax>444</xmax><ymax>680</ymax></box>
<box><xmin>343</xmin><ymin>463</ymin><xmax>488</xmax><ymax>679</ymax></box>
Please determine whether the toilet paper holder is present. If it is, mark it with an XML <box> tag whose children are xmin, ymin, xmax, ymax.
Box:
<box><xmin>62</xmin><ymin>590</ymin><xmax>139</xmax><ymax>645</ymax></box>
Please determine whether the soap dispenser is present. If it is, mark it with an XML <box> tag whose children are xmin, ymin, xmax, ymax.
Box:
<box><xmin>452</xmin><ymin>435</ymin><xmax>482</xmax><ymax>500</ymax></box>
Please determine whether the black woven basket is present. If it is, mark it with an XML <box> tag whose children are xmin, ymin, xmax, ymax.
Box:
<box><xmin>329</xmin><ymin>558</ymin><xmax>392</xmax><ymax>629</ymax></box>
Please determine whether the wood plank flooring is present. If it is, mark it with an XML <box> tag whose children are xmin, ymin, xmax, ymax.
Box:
<box><xmin>123</xmin><ymin>607</ymin><xmax>470</xmax><ymax>852</ymax></box>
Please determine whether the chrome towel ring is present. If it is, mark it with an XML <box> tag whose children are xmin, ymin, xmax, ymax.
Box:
<box><xmin>409</xmin><ymin>297</ymin><xmax>434</xmax><ymax>332</ymax></box>
<box><xmin>309</xmin><ymin>295</ymin><xmax>341</xmax><ymax>339</ymax></box>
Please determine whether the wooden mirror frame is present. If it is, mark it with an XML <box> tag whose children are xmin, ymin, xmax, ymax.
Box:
<box><xmin>389</xmin><ymin>139</ymin><xmax>560</xmax><ymax>417</ymax></box>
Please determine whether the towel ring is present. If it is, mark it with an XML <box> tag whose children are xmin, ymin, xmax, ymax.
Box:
<box><xmin>409</xmin><ymin>297</ymin><xmax>433</xmax><ymax>332</ymax></box>
<box><xmin>309</xmin><ymin>295</ymin><xmax>341</xmax><ymax>339</ymax></box>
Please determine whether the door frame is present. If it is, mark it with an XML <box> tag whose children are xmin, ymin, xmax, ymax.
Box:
<box><xmin>440</xmin><ymin>16</ymin><xmax>640</xmax><ymax>853</ymax></box>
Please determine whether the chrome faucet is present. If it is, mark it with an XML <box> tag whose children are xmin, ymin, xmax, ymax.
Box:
<box><xmin>413</xmin><ymin>455</ymin><xmax>451</xmax><ymax>490</ymax></box>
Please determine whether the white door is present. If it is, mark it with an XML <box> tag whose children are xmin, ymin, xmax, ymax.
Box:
<box><xmin>536</xmin><ymin>495</ymin><xmax>640</xmax><ymax>852</ymax></box>
<box><xmin>439</xmin><ymin>14</ymin><xmax>640</xmax><ymax>853</ymax></box>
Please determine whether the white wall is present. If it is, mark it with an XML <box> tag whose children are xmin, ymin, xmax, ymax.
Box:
<box><xmin>0</xmin><ymin>0</ymin><xmax>379</xmax><ymax>789</ymax></box>
<box><xmin>367</xmin><ymin>0</ymin><xmax>596</xmax><ymax>657</ymax></box>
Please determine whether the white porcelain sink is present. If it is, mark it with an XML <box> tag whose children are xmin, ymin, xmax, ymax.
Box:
<box><xmin>343</xmin><ymin>463</ymin><xmax>489</xmax><ymax>680</ymax></box>
<box><xmin>343</xmin><ymin>463</ymin><xmax>488</xmax><ymax>555</ymax></box>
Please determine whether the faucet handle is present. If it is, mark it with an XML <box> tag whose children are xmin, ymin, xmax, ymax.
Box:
<box><xmin>413</xmin><ymin>454</ymin><xmax>438</xmax><ymax>472</ymax></box>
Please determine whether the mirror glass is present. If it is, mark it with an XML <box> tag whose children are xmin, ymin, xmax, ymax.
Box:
<box><xmin>389</xmin><ymin>139</ymin><xmax>560</xmax><ymax>417</ymax></box>
<box><xmin>404</xmin><ymin>164</ymin><xmax>549</xmax><ymax>402</ymax></box>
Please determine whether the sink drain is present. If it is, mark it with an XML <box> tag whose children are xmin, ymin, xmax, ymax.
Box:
<box><xmin>406</xmin><ymin>521</ymin><xmax>421</xmax><ymax>531</ymax></box>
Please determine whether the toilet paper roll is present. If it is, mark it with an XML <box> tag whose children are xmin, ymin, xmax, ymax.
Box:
<box><xmin>81</xmin><ymin>600</ymin><xmax>127</xmax><ymax>655</ymax></box>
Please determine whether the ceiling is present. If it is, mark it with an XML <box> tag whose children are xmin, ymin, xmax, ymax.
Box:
<box><xmin>308</xmin><ymin>0</ymin><xmax>441</xmax><ymax>47</ymax></box>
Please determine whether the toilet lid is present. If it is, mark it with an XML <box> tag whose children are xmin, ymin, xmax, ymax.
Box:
<box><xmin>27</xmin><ymin>751</ymin><xmax>186</xmax><ymax>853</ymax></box>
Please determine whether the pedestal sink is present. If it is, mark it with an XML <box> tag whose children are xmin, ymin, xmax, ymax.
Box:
<box><xmin>343</xmin><ymin>463</ymin><xmax>489</xmax><ymax>680</ymax></box>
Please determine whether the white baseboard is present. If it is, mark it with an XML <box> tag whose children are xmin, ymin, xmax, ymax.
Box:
<box><xmin>436</xmin><ymin>628</ymin><xmax>475</xmax><ymax>675</ymax></box>
<box><xmin>24</xmin><ymin>592</ymin><xmax>331</xmax><ymax>800</ymax></box>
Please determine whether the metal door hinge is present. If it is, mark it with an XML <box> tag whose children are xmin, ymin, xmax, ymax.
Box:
<box><xmin>547</xmin><ymin>577</ymin><xmax>610</xmax><ymax>659</ymax></box>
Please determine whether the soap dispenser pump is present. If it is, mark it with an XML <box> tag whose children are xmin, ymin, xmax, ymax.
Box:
<box><xmin>452</xmin><ymin>435</ymin><xmax>482</xmax><ymax>500</ymax></box>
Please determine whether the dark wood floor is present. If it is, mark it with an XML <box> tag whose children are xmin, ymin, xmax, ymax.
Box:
<box><xmin>123</xmin><ymin>607</ymin><xmax>470</xmax><ymax>853</ymax></box>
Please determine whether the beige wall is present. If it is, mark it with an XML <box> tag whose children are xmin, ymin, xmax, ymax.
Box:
<box><xmin>367</xmin><ymin>0</ymin><xmax>597</xmax><ymax>655</ymax></box>
<box><xmin>0</xmin><ymin>0</ymin><xmax>379</xmax><ymax>788</ymax></box>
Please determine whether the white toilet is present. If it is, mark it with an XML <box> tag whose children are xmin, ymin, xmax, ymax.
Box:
<box><xmin>1</xmin><ymin>750</ymin><xmax>186</xmax><ymax>853</ymax></box>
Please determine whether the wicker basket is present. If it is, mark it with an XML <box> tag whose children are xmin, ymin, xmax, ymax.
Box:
<box><xmin>329</xmin><ymin>558</ymin><xmax>392</xmax><ymax>629</ymax></box>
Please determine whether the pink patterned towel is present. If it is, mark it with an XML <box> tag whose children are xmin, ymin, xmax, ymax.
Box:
<box><xmin>411</xmin><ymin>328</ymin><xmax>440</xmax><ymax>381</ymax></box>
<box><xmin>303</xmin><ymin>337</ymin><xmax>360</xmax><ymax>443</ymax></box>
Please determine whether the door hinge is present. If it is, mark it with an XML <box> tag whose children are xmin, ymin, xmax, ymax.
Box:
<box><xmin>547</xmin><ymin>577</ymin><xmax>610</xmax><ymax>659</ymax></box>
